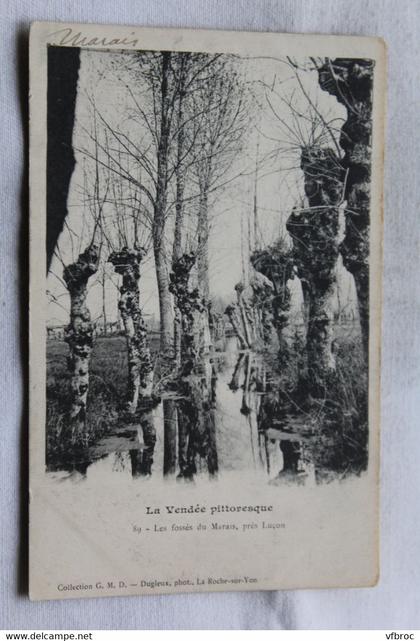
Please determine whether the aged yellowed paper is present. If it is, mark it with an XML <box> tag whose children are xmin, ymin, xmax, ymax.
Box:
<box><xmin>29</xmin><ymin>21</ymin><xmax>385</xmax><ymax>600</ymax></box>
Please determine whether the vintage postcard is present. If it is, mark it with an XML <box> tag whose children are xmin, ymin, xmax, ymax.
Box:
<box><xmin>29</xmin><ymin>21</ymin><xmax>386</xmax><ymax>600</ymax></box>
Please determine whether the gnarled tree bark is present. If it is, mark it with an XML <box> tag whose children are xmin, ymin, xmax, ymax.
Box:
<box><xmin>63</xmin><ymin>244</ymin><xmax>99</xmax><ymax>443</ymax></box>
<box><xmin>318</xmin><ymin>59</ymin><xmax>374</xmax><ymax>358</ymax></box>
<box><xmin>109</xmin><ymin>247</ymin><xmax>153</xmax><ymax>414</ymax></box>
<box><xmin>287</xmin><ymin>146</ymin><xmax>345</xmax><ymax>385</ymax></box>
<box><xmin>196</xmin><ymin>181</ymin><xmax>212</xmax><ymax>353</ymax></box>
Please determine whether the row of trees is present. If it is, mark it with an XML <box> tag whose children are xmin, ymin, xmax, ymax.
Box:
<box><xmin>217</xmin><ymin>57</ymin><xmax>374</xmax><ymax>479</ymax></box>
<box><xmin>49</xmin><ymin>49</ymin><xmax>251</xmax><ymax>443</ymax></box>
<box><xmin>225</xmin><ymin>58</ymin><xmax>373</xmax><ymax>395</ymax></box>
<box><xmin>48</xmin><ymin>50</ymin><xmax>373</xmax><ymax>450</ymax></box>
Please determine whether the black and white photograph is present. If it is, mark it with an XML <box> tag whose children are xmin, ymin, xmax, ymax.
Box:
<box><xmin>46</xmin><ymin>43</ymin><xmax>376</xmax><ymax>487</ymax></box>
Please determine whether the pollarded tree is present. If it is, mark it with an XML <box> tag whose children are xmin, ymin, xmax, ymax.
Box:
<box><xmin>317</xmin><ymin>58</ymin><xmax>374</xmax><ymax>358</ymax></box>
<box><xmin>62</xmin><ymin>243</ymin><xmax>100</xmax><ymax>444</ymax></box>
<box><xmin>57</xmin><ymin>141</ymin><xmax>108</xmax><ymax>444</ymax></box>
<box><xmin>286</xmin><ymin>146</ymin><xmax>345</xmax><ymax>382</ymax></box>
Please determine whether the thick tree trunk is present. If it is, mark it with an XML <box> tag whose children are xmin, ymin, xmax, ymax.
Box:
<box><xmin>109</xmin><ymin>247</ymin><xmax>153</xmax><ymax>414</ymax></box>
<box><xmin>287</xmin><ymin>147</ymin><xmax>345</xmax><ymax>386</ymax></box>
<box><xmin>318</xmin><ymin>59</ymin><xmax>374</xmax><ymax>359</ymax></box>
<box><xmin>102</xmin><ymin>272</ymin><xmax>107</xmax><ymax>335</ymax></box>
<box><xmin>129</xmin><ymin>408</ymin><xmax>156</xmax><ymax>477</ymax></box>
<box><xmin>169</xmin><ymin>253</ymin><xmax>204</xmax><ymax>375</ymax></box>
<box><xmin>63</xmin><ymin>244</ymin><xmax>99</xmax><ymax>443</ymax></box>
<box><xmin>300</xmin><ymin>279</ymin><xmax>311</xmax><ymax>328</ymax></box>
<box><xmin>154</xmin><ymin>51</ymin><xmax>174</xmax><ymax>360</ymax></box>
<box><xmin>235</xmin><ymin>282</ymin><xmax>254</xmax><ymax>348</ymax></box>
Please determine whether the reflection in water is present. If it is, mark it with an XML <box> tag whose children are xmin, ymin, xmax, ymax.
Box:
<box><xmin>228</xmin><ymin>352</ymin><xmax>245</xmax><ymax>391</ymax></box>
<box><xmin>129</xmin><ymin>405</ymin><xmax>156</xmax><ymax>477</ymax></box>
<box><xmin>48</xmin><ymin>337</ymin><xmax>356</xmax><ymax>485</ymax></box>
<box><xmin>163</xmin><ymin>399</ymin><xmax>177</xmax><ymax>476</ymax></box>
<box><xmin>176</xmin><ymin>360</ymin><xmax>218</xmax><ymax>481</ymax></box>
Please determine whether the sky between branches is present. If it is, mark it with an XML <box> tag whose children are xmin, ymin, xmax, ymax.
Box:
<box><xmin>47</xmin><ymin>48</ymin><xmax>357</xmax><ymax>328</ymax></box>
